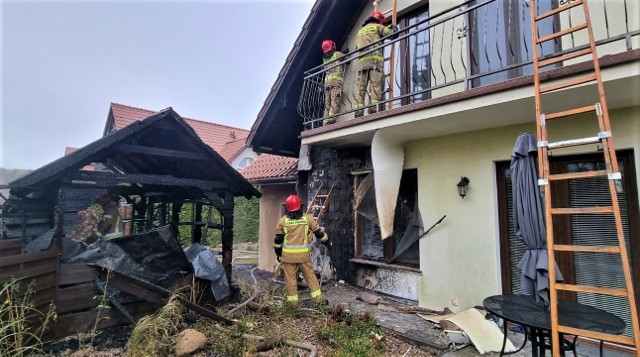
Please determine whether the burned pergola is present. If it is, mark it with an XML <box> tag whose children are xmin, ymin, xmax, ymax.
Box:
<box><xmin>7</xmin><ymin>107</ymin><xmax>261</xmax><ymax>281</ymax></box>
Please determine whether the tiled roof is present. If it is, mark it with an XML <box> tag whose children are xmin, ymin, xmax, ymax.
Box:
<box><xmin>219</xmin><ymin>137</ymin><xmax>248</xmax><ymax>163</ymax></box>
<box><xmin>240</xmin><ymin>154</ymin><xmax>298</xmax><ymax>183</ymax></box>
<box><xmin>109</xmin><ymin>103</ymin><xmax>249</xmax><ymax>154</ymax></box>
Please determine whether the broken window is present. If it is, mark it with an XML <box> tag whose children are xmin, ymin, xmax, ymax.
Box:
<box><xmin>354</xmin><ymin>169</ymin><xmax>420</xmax><ymax>266</ymax></box>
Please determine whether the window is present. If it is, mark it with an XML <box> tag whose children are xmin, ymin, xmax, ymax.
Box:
<box><xmin>497</xmin><ymin>151</ymin><xmax>640</xmax><ymax>335</ymax></box>
<box><xmin>355</xmin><ymin>169</ymin><xmax>420</xmax><ymax>266</ymax></box>
<box><xmin>237</xmin><ymin>157</ymin><xmax>254</xmax><ymax>170</ymax></box>
<box><xmin>470</xmin><ymin>0</ymin><xmax>558</xmax><ymax>87</ymax></box>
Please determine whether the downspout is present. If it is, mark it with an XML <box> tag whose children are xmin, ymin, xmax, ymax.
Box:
<box><xmin>371</xmin><ymin>129</ymin><xmax>404</xmax><ymax>239</ymax></box>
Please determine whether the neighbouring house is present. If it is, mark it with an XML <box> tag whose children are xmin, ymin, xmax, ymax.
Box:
<box><xmin>240</xmin><ymin>153</ymin><xmax>299</xmax><ymax>272</ymax></box>
<box><xmin>248</xmin><ymin>0</ymin><xmax>640</xmax><ymax>337</ymax></box>
<box><xmin>3</xmin><ymin>108</ymin><xmax>260</xmax><ymax>336</ymax></box>
<box><xmin>106</xmin><ymin>102</ymin><xmax>259</xmax><ymax>170</ymax></box>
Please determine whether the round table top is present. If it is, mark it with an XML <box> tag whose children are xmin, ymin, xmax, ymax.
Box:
<box><xmin>483</xmin><ymin>294</ymin><xmax>626</xmax><ymax>334</ymax></box>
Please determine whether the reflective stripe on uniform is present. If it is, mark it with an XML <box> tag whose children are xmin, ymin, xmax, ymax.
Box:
<box><xmin>282</xmin><ymin>247</ymin><xmax>310</xmax><ymax>253</ymax></box>
<box><xmin>287</xmin><ymin>294</ymin><xmax>299</xmax><ymax>302</ymax></box>
<box><xmin>104</xmin><ymin>232</ymin><xmax>124</xmax><ymax>240</ymax></box>
<box><xmin>323</xmin><ymin>52</ymin><xmax>344</xmax><ymax>82</ymax></box>
<box><xmin>310</xmin><ymin>289</ymin><xmax>322</xmax><ymax>298</ymax></box>
<box><xmin>282</xmin><ymin>216</ymin><xmax>310</xmax><ymax>252</ymax></box>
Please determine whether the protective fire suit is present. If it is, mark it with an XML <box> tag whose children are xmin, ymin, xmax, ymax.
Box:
<box><xmin>355</xmin><ymin>19</ymin><xmax>396</xmax><ymax>116</ymax></box>
<box><xmin>274</xmin><ymin>210</ymin><xmax>329</xmax><ymax>305</ymax></box>
<box><xmin>323</xmin><ymin>50</ymin><xmax>345</xmax><ymax>125</ymax></box>
<box><xmin>95</xmin><ymin>201</ymin><xmax>124</xmax><ymax>240</ymax></box>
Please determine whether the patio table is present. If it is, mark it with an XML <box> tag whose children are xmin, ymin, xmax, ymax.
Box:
<box><xmin>483</xmin><ymin>294</ymin><xmax>626</xmax><ymax>357</ymax></box>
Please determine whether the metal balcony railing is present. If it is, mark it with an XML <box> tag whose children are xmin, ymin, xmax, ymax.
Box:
<box><xmin>298</xmin><ymin>0</ymin><xmax>640</xmax><ymax>129</ymax></box>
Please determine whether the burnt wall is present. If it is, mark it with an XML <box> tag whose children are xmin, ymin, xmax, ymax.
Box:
<box><xmin>1</xmin><ymin>192</ymin><xmax>55</xmax><ymax>243</ymax></box>
<box><xmin>306</xmin><ymin>146</ymin><xmax>372</xmax><ymax>284</ymax></box>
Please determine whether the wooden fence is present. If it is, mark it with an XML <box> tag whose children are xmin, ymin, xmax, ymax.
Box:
<box><xmin>0</xmin><ymin>239</ymin><xmax>58</xmax><ymax>313</ymax></box>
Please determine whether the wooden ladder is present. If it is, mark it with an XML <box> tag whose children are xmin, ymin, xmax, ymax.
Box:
<box><xmin>374</xmin><ymin>0</ymin><xmax>398</xmax><ymax>109</ymax></box>
<box><xmin>306</xmin><ymin>183</ymin><xmax>334</xmax><ymax>233</ymax></box>
<box><xmin>529</xmin><ymin>0</ymin><xmax>639</xmax><ymax>354</ymax></box>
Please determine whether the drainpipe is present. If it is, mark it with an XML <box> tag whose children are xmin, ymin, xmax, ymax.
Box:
<box><xmin>371</xmin><ymin>129</ymin><xmax>404</xmax><ymax>239</ymax></box>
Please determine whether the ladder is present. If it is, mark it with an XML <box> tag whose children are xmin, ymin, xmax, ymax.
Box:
<box><xmin>529</xmin><ymin>0</ymin><xmax>639</xmax><ymax>354</ymax></box>
<box><xmin>306</xmin><ymin>183</ymin><xmax>334</xmax><ymax>233</ymax></box>
<box><xmin>374</xmin><ymin>0</ymin><xmax>398</xmax><ymax>110</ymax></box>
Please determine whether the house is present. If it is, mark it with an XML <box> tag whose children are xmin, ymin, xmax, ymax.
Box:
<box><xmin>248</xmin><ymin>0</ymin><xmax>640</xmax><ymax>336</ymax></box>
<box><xmin>106</xmin><ymin>102</ymin><xmax>258</xmax><ymax>170</ymax></box>
<box><xmin>240</xmin><ymin>153</ymin><xmax>299</xmax><ymax>272</ymax></box>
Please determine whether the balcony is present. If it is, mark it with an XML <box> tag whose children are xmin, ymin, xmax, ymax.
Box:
<box><xmin>298</xmin><ymin>0</ymin><xmax>640</xmax><ymax>131</ymax></box>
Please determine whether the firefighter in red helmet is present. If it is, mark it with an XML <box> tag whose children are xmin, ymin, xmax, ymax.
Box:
<box><xmin>274</xmin><ymin>194</ymin><xmax>329</xmax><ymax>306</ymax></box>
<box><xmin>354</xmin><ymin>11</ymin><xmax>398</xmax><ymax>117</ymax></box>
<box><xmin>321</xmin><ymin>39</ymin><xmax>346</xmax><ymax>126</ymax></box>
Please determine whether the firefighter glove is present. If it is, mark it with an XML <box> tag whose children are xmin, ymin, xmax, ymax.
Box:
<box><xmin>274</xmin><ymin>246</ymin><xmax>282</xmax><ymax>258</ymax></box>
<box><xmin>320</xmin><ymin>233</ymin><xmax>330</xmax><ymax>246</ymax></box>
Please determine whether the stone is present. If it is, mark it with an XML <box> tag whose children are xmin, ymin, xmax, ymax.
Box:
<box><xmin>174</xmin><ymin>329</ymin><xmax>207</xmax><ymax>357</ymax></box>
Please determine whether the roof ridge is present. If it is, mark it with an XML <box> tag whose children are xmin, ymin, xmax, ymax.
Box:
<box><xmin>111</xmin><ymin>102</ymin><xmax>250</xmax><ymax>133</ymax></box>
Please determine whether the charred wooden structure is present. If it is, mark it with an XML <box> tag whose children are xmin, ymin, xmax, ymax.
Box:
<box><xmin>1</xmin><ymin>108</ymin><xmax>260</xmax><ymax>336</ymax></box>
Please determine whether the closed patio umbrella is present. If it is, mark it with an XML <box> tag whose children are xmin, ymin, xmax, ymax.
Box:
<box><xmin>510</xmin><ymin>133</ymin><xmax>563</xmax><ymax>304</ymax></box>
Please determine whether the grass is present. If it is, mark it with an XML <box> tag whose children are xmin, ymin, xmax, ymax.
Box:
<box><xmin>0</xmin><ymin>279</ymin><xmax>57</xmax><ymax>357</ymax></box>
<box><xmin>127</xmin><ymin>291</ymin><xmax>185</xmax><ymax>357</ymax></box>
<box><xmin>317</xmin><ymin>305</ymin><xmax>384</xmax><ymax>357</ymax></box>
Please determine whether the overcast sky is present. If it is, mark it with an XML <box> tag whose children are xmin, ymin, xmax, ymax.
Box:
<box><xmin>1</xmin><ymin>0</ymin><xmax>314</xmax><ymax>170</ymax></box>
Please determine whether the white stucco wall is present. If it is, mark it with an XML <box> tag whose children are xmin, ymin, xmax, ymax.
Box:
<box><xmin>230</xmin><ymin>147</ymin><xmax>259</xmax><ymax>170</ymax></box>
<box><xmin>403</xmin><ymin>105</ymin><xmax>639</xmax><ymax>312</ymax></box>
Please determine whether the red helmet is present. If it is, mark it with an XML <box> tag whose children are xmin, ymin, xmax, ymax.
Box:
<box><xmin>372</xmin><ymin>11</ymin><xmax>386</xmax><ymax>24</ymax></box>
<box><xmin>321</xmin><ymin>39</ymin><xmax>336</xmax><ymax>53</ymax></box>
<box><xmin>285</xmin><ymin>194</ymin><xmax>302</xmax><ymax>212</ymax></box>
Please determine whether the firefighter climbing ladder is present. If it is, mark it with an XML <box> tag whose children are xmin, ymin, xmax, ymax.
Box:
<box><xmin>529</xmin><ymin>0</ymin><xmax>639</xmax><ymax>354</ymax></box>
<box><xmin>374</xmin><ymin>0</ymin><xmax>398</xmax><ymax>110</ymax></box>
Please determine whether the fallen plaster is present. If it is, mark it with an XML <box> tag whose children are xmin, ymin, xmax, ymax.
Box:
<box><xmin>355</xmin><ymin>265</ymin><xmax>419</xmax><ymax>301</ymax></box>
<box><xmin>371</xmin><ymin>129</ymin><xmax>405</xmax><ymax>239</ymax></box>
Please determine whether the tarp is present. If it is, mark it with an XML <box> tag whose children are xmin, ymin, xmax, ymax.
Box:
<box><xmin>510</xmin><ymin>133</ymin><xmax>563</xmax><ymax>304</ymax></box>
<box><xmin>64</xmin><ymin>225</ymin><xmax>191</xmax><ymax>289</ymax></box>
<box><xmin>183</xmin><ymin>244</ymin><xmax>230</xmax><ymax>301</ymax></box>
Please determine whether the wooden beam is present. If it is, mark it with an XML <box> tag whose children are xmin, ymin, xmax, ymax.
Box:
<box><xmin>114</xmin><ymin>144</ymin><xmax>210</xmax><ymax>161</ymax></box>
<box><xmin>69</xmin><ymin>171</ymin><xmax>228</xmax><ymax>190</ymax></box>
<box><xmin>96</xmin><ymin>267</ymin><xmax>233</xmax><ymax>325</ymax></box>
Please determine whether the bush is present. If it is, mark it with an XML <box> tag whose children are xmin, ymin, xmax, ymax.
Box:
<box><xmin>176</xmin><ymin>196</ymin><xmax>260</xmax><ymax>248</ymax></box>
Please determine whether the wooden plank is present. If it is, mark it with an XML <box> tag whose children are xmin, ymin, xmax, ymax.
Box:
<box><xmin>69</xmin><ymin>171</ymin><xmax>227</xmax><ymax>190</ymax></box>
<box><xmin>550</xmin><ymin>206</ymin><xmax>614</xmax><ymax>215</ymax></box>
<box><xmin>535</xmin><ymin>0</ymin><xmax>583</xmax><ymax>21</ymax></box>
<box><xmin>537</xmin><ymin>23</ymin><xmax>588</xmax><ymax>44</ymax></box>
<box><xmin>57</xmin><ymin>284</ymin><xmax>99</xmax><ymax>314</ymax></box>
<box><xmin>105</xmin><ymin>273</ymin><xmax>165</xmax><ymax>305</ymax></box>
<box><xmin>554</xmin><ymin>244</ymin><xmax>620</xmax><ymax>253</ymax></box>
<box><xmin>59</xmin><ymin>264</ymin><xmax>99</xmax><ymax>286</ymax></box>
<box><xmin>556</xmin><ymin>283</ymin><xmax>628</xmax><ymax>297</ymax></box>
<box><xmin>50</xmin><ymin>301</ymin><xmax>158</xmax><ymax>339</ymax></box>
<box><xmin>0</xmin><ymin>238</ymin><xmax>23</xmax><ymax>250</ymax></box>
<box><xmin>104</xmin><ymin>269</ymin><xmax>233</xmax><ymax>325</ymax></box>
<box><xmin>540</xmin><ymin>74</ymin><xmax>597</xmax><ymax>94</ymax></box>
<box><xmin>114</xmin><ymin>144</ymin><xmax>210</xmax><ymax>161</ymax></box>
<box><xmin>548</xmin><ymin>169</ymin><xmax>607</xmax><ymax>181</ymax></box>
<box><xmin>557</xmin><ymin>326</ymin><xmax>635</xmax><ymax>346</ymax></box>
<box><xmin>95</xmin><ymin>278</ymin><xmax>136</xmax><ymax>324</ymax></box>
<box><xmin>0</xmin><ymin>262</ymin><xmax>57</xmax><ymax>285</ymax></box>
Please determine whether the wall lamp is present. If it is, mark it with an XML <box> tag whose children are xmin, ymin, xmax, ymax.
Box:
<box><xmin>457</xmin><ymin>176</ymin><xmax>470</xmax><ymax>199</ymax></box>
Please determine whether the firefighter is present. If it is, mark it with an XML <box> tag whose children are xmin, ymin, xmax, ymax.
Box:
<box><xmin>93</xmin><ymin>193</ymin><xmax>124</xmax><ymax>241</ymax></box>
<box><xmin>354</xmin><ymin>11</ymin><xmax>398</xmax><ymax>117</ymax></box>
<box><xmin>322</xmin><ymin>39</ymin><xmax>345</xmax><ymax>126</ymax></box>
<box><xmin>274</xmin><ymin>194</ymin><xmax>329</xmax><ymax>306</ymax></box>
